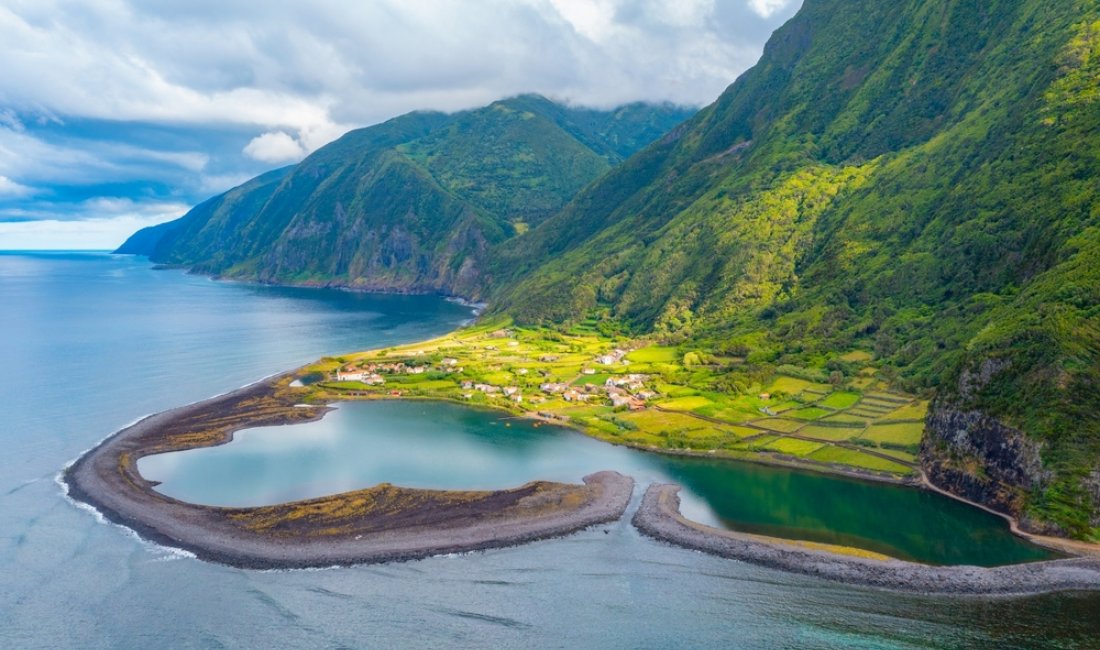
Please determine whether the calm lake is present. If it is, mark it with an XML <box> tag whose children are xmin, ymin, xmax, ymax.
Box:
<box><xmin>2</xmin><ymin>251</ymin><xmax>1098</xmax><ymax>649</ymax></box>
<box><xmin>140</xmin><ymin>399</ymin><xmax>1048</xmax><ymax>566</ymax></box>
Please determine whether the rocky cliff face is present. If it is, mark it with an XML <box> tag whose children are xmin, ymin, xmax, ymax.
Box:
<box><xmin>922</xmin><ymin>403</ymin><xmax>1054</xmax><ymax>532</ymax></box>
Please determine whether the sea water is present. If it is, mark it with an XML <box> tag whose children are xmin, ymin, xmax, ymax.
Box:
<box><xmin>1</xmin><ymin>251</ymin><xmax>1097</xmax><ymax>649</ymax></box>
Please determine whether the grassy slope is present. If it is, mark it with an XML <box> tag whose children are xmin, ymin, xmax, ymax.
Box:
<box><xmin>118</xmin><ymin>96</ymin><xmax>695</xmax><ymax>297</ymax></box>
<box><xmin>493</xmin><ymin>1</ymin><xmax>1100</xmax><ymax>535</ymax></box>
<box><xmin>300</xmin><ymin>322</ymin><xmax>921</xmax><ymax>479</ymax></box>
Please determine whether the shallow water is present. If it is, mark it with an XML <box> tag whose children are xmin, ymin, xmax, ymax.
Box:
<box><xmin>140</xmin><ymin>399</ymin><xmax>1050</xmax><ymax>566</ymax></box>
<box><xmin>2</xmin><ymin>251</ymin><xmax>1098</xmax><ymax>649</ymax></box>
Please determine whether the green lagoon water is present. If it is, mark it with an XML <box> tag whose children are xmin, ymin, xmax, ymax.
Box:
<box><xmin>141</xmin><ymin>400</ymin><xmax>1051</xmax><ymax>566</ymax></box>
<box><xmin>4</xmin><ymin>252</ymin><xmax>1097</xmax><ymax>649</ymax></box>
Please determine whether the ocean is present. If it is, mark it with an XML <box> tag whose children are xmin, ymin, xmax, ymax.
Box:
<box><xmin>1</xmin><ymin>251</ymin><xmax>1097</xmax><ymax>649</ymax></box>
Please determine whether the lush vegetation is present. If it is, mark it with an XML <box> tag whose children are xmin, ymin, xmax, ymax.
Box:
<box><xmin>118</xmin><ymin>0</ymin><xmax>1100</xmax><ymax>538</ymax></box>
<box><xmin>298</xmin><ymin>321</ymin><xmax>922</xmax><ymax>479</ymax></box>
<box><xmin>117</xmin><ymin>96</ymin><xmax>694</xmax><ymax>298</ymax></box>
<box><xmin>490</xmin><ymin>0</ymin><xmax>1100</xmax><ymax>537</ymax></box>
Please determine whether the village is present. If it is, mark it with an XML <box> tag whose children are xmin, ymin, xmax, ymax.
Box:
<box><xmin>332</xmin><ymin>336</ymin><xmax>657</xmax><ymax>411</ymax></box>
<box><xmin>304</xmin><ymin>322</ymin><xmax>928</xmax><ymax>480</ymax></box>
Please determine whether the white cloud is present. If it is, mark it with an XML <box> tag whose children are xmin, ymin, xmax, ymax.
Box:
<box><xmin>0</xmin><ymin>216</ymin><xmax>162</xmax><ymax>249</ymax></box>
<box><xmin>747</xmin><ymin>0</ymin><xmax>792</xmax><ymax>19</ymax></box>
<box><xmin>243</xmin><ymin>131</ymin><xmax>307</xmax><ymax>163</ymax></box>
<box><xmin>0</xmin><ymin>1</ymin><xmax>803</xmax><ymax>133</ymax></box>
<box><xmin>0</xmin><ymin>199</ymin><xmax>187</xmax><ymax>249</ymax></box>
<box><xmin>0</xmin><ymin>0</ymin><xmax>805</xmax><ymax>247</ymax></box>
<box><xmin>0</xmin><ymin>175</ymin><xmax>35</xmax><ymax>197</ymax></box>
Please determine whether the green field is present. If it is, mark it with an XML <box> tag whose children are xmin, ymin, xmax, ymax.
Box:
<box><xmin>848</xmin><ymin>407</ymin><xmax>892</xmax><ymax>419</ymax></box>
<box><xmin>881</xmin><ymin>401</ymin><xmax>929</xmax><ymax>421</ymax></box>
<box><xmin>798</xmin><ymin>425</ymin><xmax>864</xmax><ymax>441</ymax></box>
<box><xmin>821</xmin><ymin>412</ymin><xmax>871</xmax><ymax>426</ymax></box>
<box><xmin>738</xmin><ymin>435</ymin><xmax>780</xmax><ymax>451</ymax></box>
<box><xmin>817</xmin><ymin>391</ymin><xmax>861</xmax><ymax>409</ymax></box>
<box><xmin>865</xmin><ymin>392</ymin><xmax>910</xmax><ymax>404</ymax></box>
<box><xmin>308</xmin><ymin>322</ymin><xmax>928</xmax><ymax>481</ymax></box>
<box><xmin>654</xmin><ymin>383</ymin><xmax>700</xmax><ymax>398</ymax></box>
<box><xmin>877</xmin><ymin>448</ymin><xmax>918</xmax><ymax>464</ymax></box>
<box><xmin>480</xmin><ymin>371</ymin><xmax>515</xmax><ymax>385</ymax></box>
<box><xmin>808</xmin><ymin>446</ymin><xmax>912</xmax><ymax>474</ymax></box>
<box><xmin>626</xmin><ymin>346</ymin><xmax>680</xmax><ymax>363</ymax></box>
<box><xmin>572</xmin><ymin>373</ymin><xmax>611</xmax><ymax>386</ymax></box>
<box><xmin>751</xmin><ymin>418</ymin><xmax>803</xmax><ymax>433</ymax></box>
<box><xmin>403</xmin><ymin>379</ymin><xmax>459</xmax><ymax>391</ymax></box>
<box><xmin>789</xmin><ymin>407</ymin><xmax>832</xmax><ymax>421</ymax></box>
<box><xmin>765</xmin><ymin>376</ymin><xmax>818</xmax><ymax>395</ymax></box>
<box><xmin>617</xmin><ymin>409</ymin><xmax>705</xmax><ymax>432</ymax></box>
<box><xmin>657</xmin><ymin>396</ymin><xmax>714</xmax><ymax>411</ymax></box>
<box><xmin>862</xmin><ymin>422</ymin><xmax>924</xmax><ymax>446</ymax></box>
<box><xmin>764</xmin><ymin>437</ymin><xmax>825</xmax><ymax>456</ymax></box>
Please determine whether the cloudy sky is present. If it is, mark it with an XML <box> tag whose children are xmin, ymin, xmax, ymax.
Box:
<box><xmin>0</xmin><ymin>0</ymin><xmax>801</xmax><ymax>249</ymax></box>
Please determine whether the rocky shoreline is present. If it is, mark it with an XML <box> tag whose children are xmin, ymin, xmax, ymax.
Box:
<box><xmin>61</xmin><ymin>370</ymin><xmax>1100</xmax><ymax>590</ymax></box>
<box><xmin>632</xmin><ymin>483</ymin><xmax>1100</xmax><ymax>595</ymax></box>
<box><xmin>62</xmin><ymin>378</ymin><xmax>633</xmax><ymax>569</ymax></box>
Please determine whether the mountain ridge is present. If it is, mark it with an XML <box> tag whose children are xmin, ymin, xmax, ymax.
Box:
<box><xmin>490</xmin><ymin>0</ymin><xmax>1099</xmax><ymax>537</ymax></box>
<box><xmin>118</xmin><ymin>1</ymin><xmax>1100</xmax><ymax>539</ymax></box>
<box><xmin>117</xmin><ymin>95</ymin><xmax>696</xmax><ymax>298</ymax></box>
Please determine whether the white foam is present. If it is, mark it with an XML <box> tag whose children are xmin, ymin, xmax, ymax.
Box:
<box><xmin>56</xmin><ymin>472</ymin><xmax>198</xmax><ymax>560</ymax></box>
<box><xmin>257</xmin><ymin>564</ymin><xmax>343</xmax><ymax>574</ymax></box>
<box><xmin>55</xmin><ymin>373</ymin><xmax>291</xmax><ymax>563</ymax></box>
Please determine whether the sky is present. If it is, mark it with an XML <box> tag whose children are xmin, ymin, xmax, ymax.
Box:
<box><xmin>0</xmin><ymin>0</ymin><xmax>802</xmax><ymax>249</ymax></box>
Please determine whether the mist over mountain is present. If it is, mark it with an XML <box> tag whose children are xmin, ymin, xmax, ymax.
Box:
<box><xmin>118</xmin><ymin>95</ymin><xmax>695</xmax><ymax>298</ymax></box>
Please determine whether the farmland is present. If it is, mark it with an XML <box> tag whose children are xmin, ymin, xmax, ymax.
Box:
<box><xmin>297</xmin><ymin>322</ymin><xmax>929</xmax><ymax>480</ymax></box>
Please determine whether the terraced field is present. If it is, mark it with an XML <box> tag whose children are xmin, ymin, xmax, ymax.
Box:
<box><xmin>305</xmin><ymin>324</ymin><xmax>928</xmax><ymax>479</ymax></box>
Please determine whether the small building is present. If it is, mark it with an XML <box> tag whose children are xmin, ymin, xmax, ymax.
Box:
<box><xmin>503</xmin><ymin>386</ymin><xmax>520</xmax><ymax>397</ymax></box>
<box><xmin>441</xmin><ymin>358</ymin><xmax>459</xmax><ymax>367</ymax></box>
<box><xmin>609</xmin><ymin>393</ymin><xmax>633</xmax><ymax>408</ymax></box>
<box><xmin>582</xmin><ymin>368</ymin><xmax>596</xmax><ymax>375</ymax></box>
<box><xmin>759</xmin><ymin>392</ymin><xmax>771</xmax><ymax>400</ymax></box>
<box><xmin>517</xmin><ymin>368</ymin><xmax>529</xmax><ymax>375</ymax></box>
<box><xmin>336</xmin><ymin>369</ymin><xmax>365</xmax><ymax>381</ymax></box>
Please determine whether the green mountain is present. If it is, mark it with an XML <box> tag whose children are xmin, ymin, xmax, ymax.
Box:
<box><xmin>494</xmin><ymin>1</ymin><xmax>1100</xmax><ymax>537</ymax></box>
<box><xmin>118</xmin><ymin>0</ymin><xmax>1100</xmax><ymax>539</ymax></box>
<box><xmin>118</xmin><ymin>96</ymin><xmax>695</xmax><ymax>298</ymax></box>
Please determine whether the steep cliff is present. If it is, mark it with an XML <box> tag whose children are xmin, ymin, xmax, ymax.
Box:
<box><xmin>117</xmin><ymin>96</ymin><xmax>695</xmax><ymax>297</ymax></box>
<box><xmin>493</xmin><ymin>1</ymin><xmax>1100</xmax><ymax>537</ymax></box>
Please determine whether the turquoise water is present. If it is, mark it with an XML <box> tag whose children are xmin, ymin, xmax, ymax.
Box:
<box><xmin>2</xmin><ymin>251</ymin><xmax>1098</xmax><ymax>648</ymax></box>
<box><xmin>140</xmin><ymin>400</ymin><xmax>1049</xmax><ymax>566</ymax></box>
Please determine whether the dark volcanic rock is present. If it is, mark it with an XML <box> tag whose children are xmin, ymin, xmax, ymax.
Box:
<box><xmin>922</xmin><ymin>402</ymin><xmax>1053</xmax><ymax>533</ymax></box>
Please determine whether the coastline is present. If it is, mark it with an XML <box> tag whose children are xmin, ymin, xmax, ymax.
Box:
<box><xmin>632</xmin><ymin>483</ymin><xmax>1100</xmax><ymax>595</ymax></box>
<box><xmin>62</xmin><ymin>376</ymin><xmax>633</xmax><ymax>569</ymax></box>
<box><xmin>61</xmin><ymin>367</ymin><xmax>1100</xmax><ymax>591</ymax></box>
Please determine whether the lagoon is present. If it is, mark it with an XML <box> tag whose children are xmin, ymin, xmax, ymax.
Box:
<box><xmin>4</xmin><ymin>252</ymin><xmax>1098</xmax><ymax>649</ymax></box>
<box><xmin>140</xmin><ymin>400</ymin><xmax>1050</xmax><ymax>566</ymax></box>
